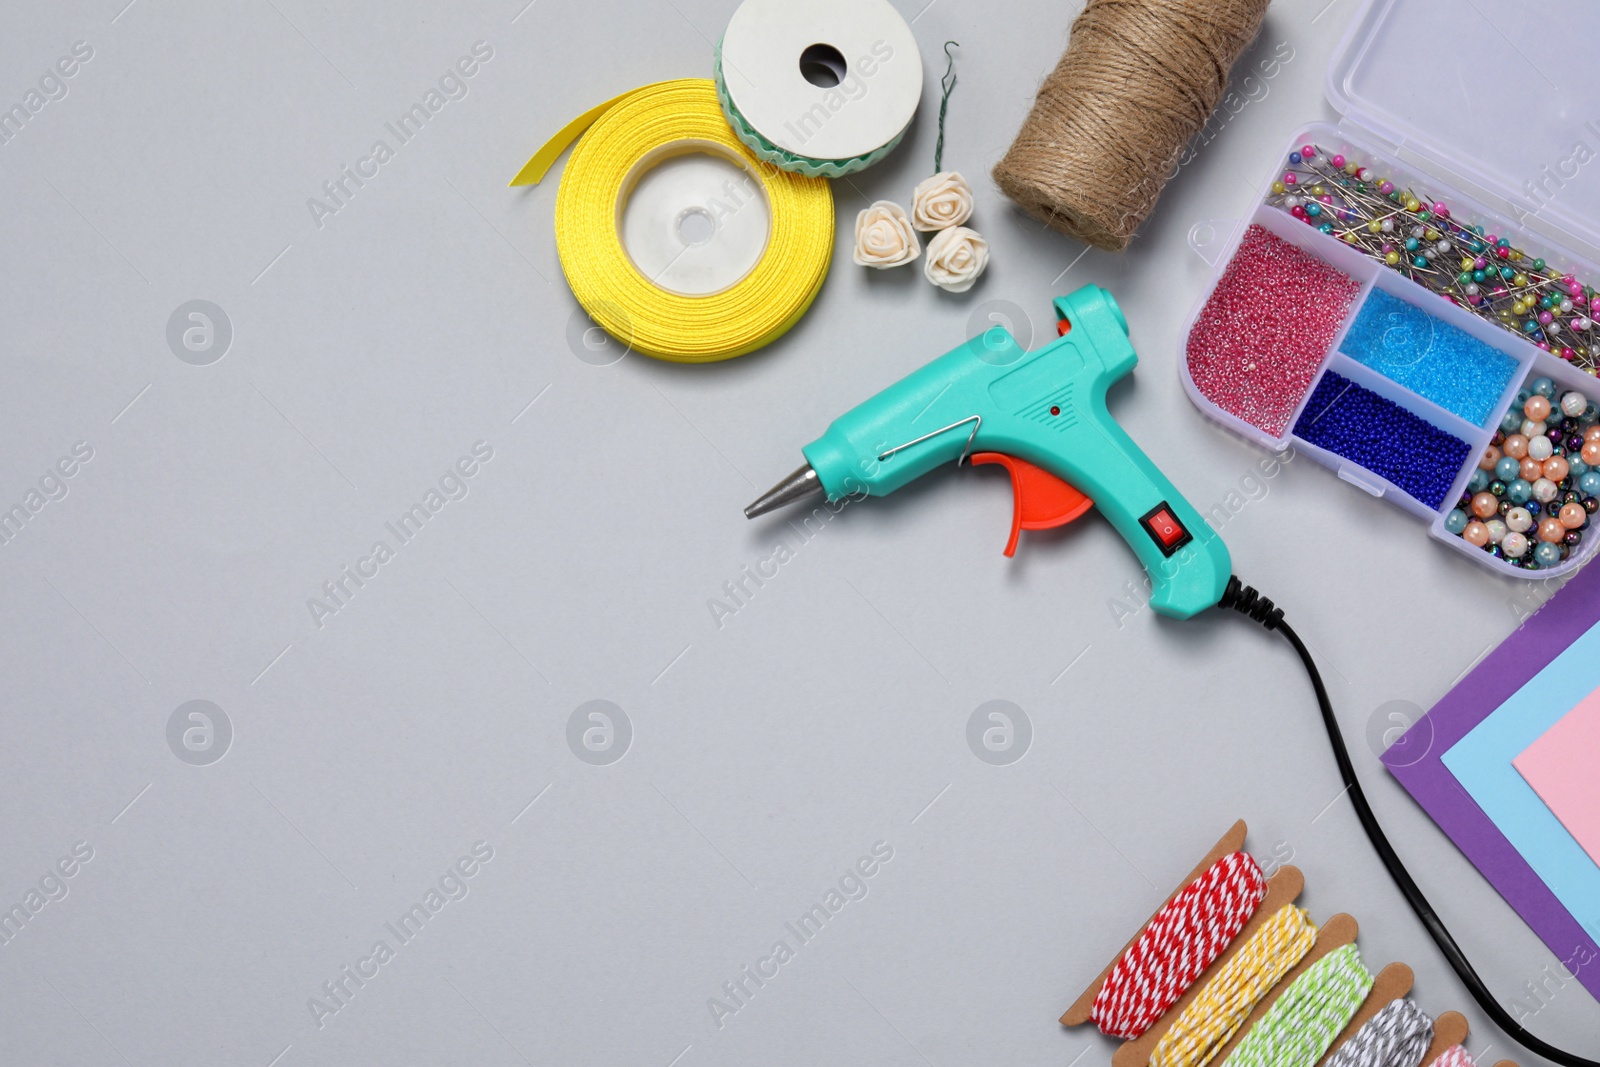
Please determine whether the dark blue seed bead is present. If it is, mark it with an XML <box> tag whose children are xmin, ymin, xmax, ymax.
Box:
<box><xmin>1291</xmin><ymin>371</ymin><xmax>1468</xmax><ymax>509</ymax></box>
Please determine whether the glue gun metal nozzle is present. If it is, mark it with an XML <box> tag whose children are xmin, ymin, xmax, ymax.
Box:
<box><xmin>744</xmin><ymin>464</ymin><xmax>822</xmax><ymax>519</ymax></box>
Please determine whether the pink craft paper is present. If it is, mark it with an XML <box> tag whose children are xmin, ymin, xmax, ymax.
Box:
<box><xmin>1514</xmin><ymin>685</ymin><xmax>1600</xmax><ymax>868</ymax></box>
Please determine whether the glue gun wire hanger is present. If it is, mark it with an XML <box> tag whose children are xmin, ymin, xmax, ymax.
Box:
<box><xmin>878</xmin><ymin>415</ymin><xmax>981</xmax><ymax>464</ymax></box>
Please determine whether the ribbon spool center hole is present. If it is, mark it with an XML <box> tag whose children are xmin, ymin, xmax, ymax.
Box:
<box><xmin>798</xmin><ymin>43</ymin><xmax>847</xmax><ymax>89</ymax></box>
<box><xmin>676</xmin><ymin>206</ymin><xmax>716</xmax><ymax>246</ymax></box>
<box><xmin>618</xmin><ymin>144</ymin><xmax>772</xmax><ymax>297</ymax></box>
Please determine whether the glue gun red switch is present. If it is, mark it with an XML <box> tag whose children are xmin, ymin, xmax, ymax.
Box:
<box><xmin>744</xmin><ymin>285</ymin><xmax>1232</xmax><ymax>619</ymax></box>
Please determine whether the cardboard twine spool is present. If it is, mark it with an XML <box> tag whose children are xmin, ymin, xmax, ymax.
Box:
<box><xmin>992</xmin><ymin>0</ymin><xmax>1269</xmax><ymax>251</ymax></box>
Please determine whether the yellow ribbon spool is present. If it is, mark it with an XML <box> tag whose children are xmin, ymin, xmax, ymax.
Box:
<box><xmin>516</xmin><ymin>79</ymin><xmax>834</xmax><ymax>364</ymax></box>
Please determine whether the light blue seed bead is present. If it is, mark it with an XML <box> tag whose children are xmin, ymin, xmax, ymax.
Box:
<box><xmin>1581</xmin><ymin>471</ymin><xmax>1600</xmax><ymax>496</ymax></box>
<box><xmin>1570</xmin><ymin>457</ymin><xmax>1590</xmax><ymax>477</ymax></box>
<box><xmin>1501</xmin><ymin>410</ymin><xmax>1524</xmax><ymax>433</ymax></box>
<box><xmin>1495</xmin><ymin>457</ymin><xmax>1522</xmax><ymax>482</ymax></box>
<box><xmin>1532</xmin><ymin>377</ymin><xmax>1556</xmax><ymax>398</ymax></box>
<box><xmin>1468</xmin><ymin>469</ymin><xmax>1491</xmax><ymax>493</ymax></box>
<box><xmin>1536</xmin><ymin>542</ymin><xmax>1563</xmax><ymax>566</ymax></box>
<box><xmin>1509</xmin><ymin>479</ymin><xmax>1534</xmax><ymax>503</ymax></box>
<box><xmin>1445</xmin><ymin>509</ymin><xmax>1469</xmax><ymax>534</ymax></box>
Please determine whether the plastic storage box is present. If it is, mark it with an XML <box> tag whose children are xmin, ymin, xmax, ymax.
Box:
<box><xmin>1180</xmin><ymin>0</ymin><xmax>1600</xmax><ymax>579</ymax></box>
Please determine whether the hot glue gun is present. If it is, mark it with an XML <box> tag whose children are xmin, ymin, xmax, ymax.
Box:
<box><xmin>745</xmin><ymin>284</ymin><xmax>1232</xmax><ymax>619</ymax></box>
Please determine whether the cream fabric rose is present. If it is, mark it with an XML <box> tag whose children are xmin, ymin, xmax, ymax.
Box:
<box><xmin>911</xmin><ymin>171</ymin><xmax>974</xmax><ymax>231</ymax></box>
<box><xmin>853</xmin><ymin>201</ymin><xmax>920</xmax><ymax>269</ymax></box>
<box><xmin>923</xmin><ymin>226</ymin><xmax>988</xmax><ymax>293</ymax></box>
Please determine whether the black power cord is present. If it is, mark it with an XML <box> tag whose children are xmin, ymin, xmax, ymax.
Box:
<box><xmin>1219</xmin><ymin>577</ymin><xmax>1597</xmax><ymax>1067</ymax></box>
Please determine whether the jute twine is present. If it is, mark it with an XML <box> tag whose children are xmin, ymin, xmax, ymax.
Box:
<box><xmin>992</xmin><ymin>0</ymin><xmax>1269</xmax><ymax>251</ymax></box>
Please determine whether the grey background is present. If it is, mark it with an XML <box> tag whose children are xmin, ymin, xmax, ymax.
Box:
<box><xmin>1</xmin><ymin>0</ymin><xmax>1595</xmax><ymax>1064</ymax></box>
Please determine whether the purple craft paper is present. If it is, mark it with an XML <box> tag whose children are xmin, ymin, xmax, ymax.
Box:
<box><xmin>1384</xmin><ymin>561</ymin><xmax>1600</xmax><ymax>1003</ymax></box>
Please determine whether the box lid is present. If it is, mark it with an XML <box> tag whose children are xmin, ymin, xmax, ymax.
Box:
<box><xmin>1326</xmin><ymin>0</ymin><xmax>1600</xmax><ymax>257</ymax></box>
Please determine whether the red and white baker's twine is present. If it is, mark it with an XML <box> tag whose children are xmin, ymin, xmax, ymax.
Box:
<box><xmin>1434</xmin><ymin>1047</ymin><xmax>1478</xmax><ymax>1067</ymax></box>
<box><xmin>1090</xmin><ymin>851</ymin><xmax>1268</xmax><ymax>1039</ymax></box>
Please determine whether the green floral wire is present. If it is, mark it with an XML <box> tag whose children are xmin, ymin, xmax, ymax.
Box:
<box><xmin>933</xmin><ymin>41</ymin><xmax>958</xmax><ymax>173</ymax></box>
<box><xmin>1222</xmin><ymin>943</ymin><xmax>1375</xmax><ymax>1067</ymax></box>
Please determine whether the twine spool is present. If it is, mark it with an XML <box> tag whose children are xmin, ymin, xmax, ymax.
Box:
<box><xmin>992</xmin><ymin>0</ymin><xmax>1269</xmax><ymax>251</ymax></box>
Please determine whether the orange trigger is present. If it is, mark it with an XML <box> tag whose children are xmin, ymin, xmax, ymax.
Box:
<box><xmin>970</xmin><ymin>453</ymin><xmax>1094</xmax><ymax>557</ymax></box>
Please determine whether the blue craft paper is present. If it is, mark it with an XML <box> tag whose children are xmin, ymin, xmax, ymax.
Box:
<box><xmin>1442</xmin><ymin>619</ymin><xmax>1600</xmax><ymax>933</ymax></box>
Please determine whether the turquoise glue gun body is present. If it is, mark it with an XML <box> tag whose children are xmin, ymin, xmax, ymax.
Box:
<box><xmin>745</xmin><ymin>285</ymin><xmax>1231</xmax><ymax>619</ymax></box>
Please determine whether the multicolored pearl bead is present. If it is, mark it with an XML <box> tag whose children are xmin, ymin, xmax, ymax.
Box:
<box><xmin>1451</xmin><ymin>384</ymin><xmax>1598</xmax><ymax>567</ymax></box>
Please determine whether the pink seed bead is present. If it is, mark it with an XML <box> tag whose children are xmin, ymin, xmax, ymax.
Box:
<box><xmin>1591</xmin><ymin>296</ymin><xmax>1600</xmax><ymax>312</ymax></box>
<box><xmin>1330</xmin><ymin>153</ymin><xmax>1345</xmax><ymax>168</ymax></box>
<box><xmin>1319</xmin><ymin>194</ymin><xmax>1332</xmax><ymax>204</ymax></box>
<box><xmin>1474</xmin><ymin>257</ymin><xmax>1488</xmax><ymax>270</ymax></box>
<box><xmin>1497</xmin><ymin>247</ymin><xmax>1511</xmax><ymax>259</ymax></box>
<box><xmin>1540</xmin><ymin>311</ymin><xmax>1555</xmax><ymax>325</ymax></box>
<box><xmin>1301</xmin><ymin>145</ymin><xmax>1316</xmax><ymax>158</ymax></box>
<box><xmin>1432</xmin><ymin>202</ymin><xmax>1449</xmax><ymax>218</ymax></box>
<box><xmin>1284</xmin><ymin>173</ymin><xmax>1297</xmax><ymax>185</ymax></box>
<box><xmin>1379</xmin><ymin>181</ymin><xmax>1394</xmax><ymax>194</ymax></box>
<box><xmin>1486</xmin><ymin>234</ymin><xmax>1498</xmax><ymax>244</ymax></box>
<box><xmin>1563</xmin><ymin>347</ymin><xmax>1577</xmax><ymax>360</ymax></box>
<box><xmin>1185</xmin><ymin>225</ymin><xmax>1361</xmax><ymax>438</ymax></box>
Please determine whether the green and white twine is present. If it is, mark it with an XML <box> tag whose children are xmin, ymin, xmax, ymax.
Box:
<box><xmin>1222</xmin><ymin>944</ymin><xmax>1375</xmax><ymax>1067</ymax></box>
<box><xmin>713</xmin><ymin>38</ymin><xmax>907</xmax><ymax>178</ymax></box>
